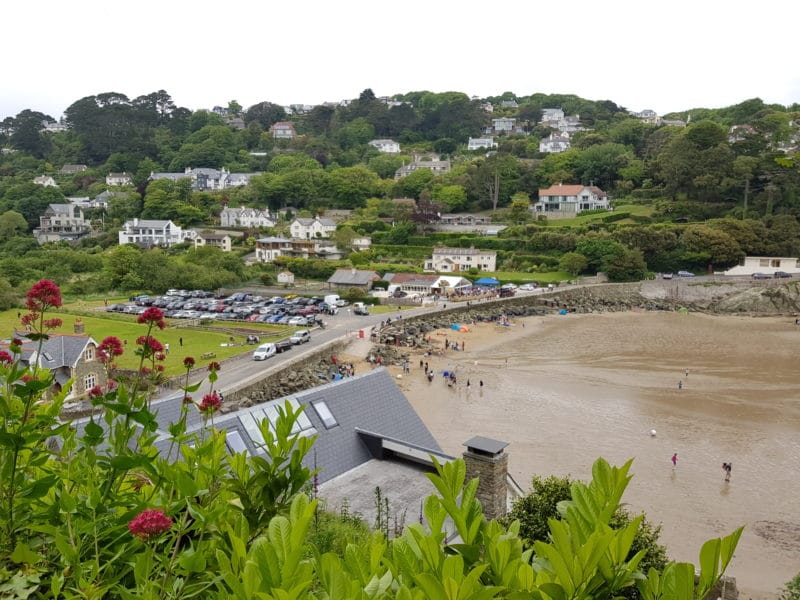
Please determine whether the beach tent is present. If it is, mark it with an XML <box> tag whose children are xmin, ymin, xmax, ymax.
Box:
<box><xmin>451</xmin><ymin>323</ymin><xmax>461</xmax><ymax>330</ymax></box>
<box><xmin>475</xmin><ymin>277</ymin><xmax>500</xmax><ymax>286</ymax></box>
<box><xmin>559</xmin><ymin>309</ymin><xmax>568</xmax><ymax>315</ymax></box>
<box><xmin>459</xmin><ymin>325</ymin><xmax>470</xmax><ymax>332</ymax></box>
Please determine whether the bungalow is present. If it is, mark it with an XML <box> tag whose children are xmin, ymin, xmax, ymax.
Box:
<box><xmin>438</xmin><ymin>214</ymin><xmax>491</xmax><ymax>226</ymax></box>
<box><xmin>467</xmin><ymin>137</ymin><xmax>496</xmax><ymax>151</ymax></box>
<box><xmin>424</xmin><ymin>246</ymin><xmax>497</xmax><ymax>273</ymax></box>
<box><xmin>724</xmin><ymin>256</ymin><xmax>800</xmax><ymax>276</ymax></box>
<box><xmin>533</xmin><ymin>183</ymin><xmax>610</xmax><ymax>213</ymax></box>
<box><xmin>118</xmin><ymin>218</ymin><xmax>185</xmax><ymax>247</ymax></box>
<box><xmin>289</xmin><ymin>217</ymin><xmax>336</xmax><ymax>239</ymax></box>
<box><xmin>34</xmin><ymin>203</ymin><xmax>91</xmax><ymax>244</ymax></box>
<box><xmin>386</xmin><ymin>273</ymin><xmax>472</xmax><ymax>297</ymax></box>
<box><xmin>193</xmin><ymin>232</ymin><xmax>233</xmax><ymax>252</ymax></box>
<box><xmin>220</xmin><ymin>206</ymin><xmax>275</xmax><ymax>228</ymax></box>
<box><xmin>368</xmin><ymin>139</ymin><xmax>401</xmax><ymax>153</ymax></box>
<box><xmin>269</xmin><ymin>121</ymin><xmax>296</xmax><ymax>139</ymax></box>
<box><xmin>327</xmin><ymin>268</ymin><xmax>380</xmax><ymax>292</ymax></box>
<box><xmin>10</xmin><ymin>333</ymin><xmax>106</xmax><ymax>401</ymax></box>
<box><xmin>106</xmin><ymin>172</ymin><xmax>133</xmax><ymax>186</ymax></box>
<box><xmin>59</xmin><ymin>164</ymin><xmax>88</xmax><ymax>174</ymax></box>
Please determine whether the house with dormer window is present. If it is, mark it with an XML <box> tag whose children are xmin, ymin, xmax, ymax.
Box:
<box><xmin>533</xmin><ymin>183</ymin><xmax>609</xmax><ymax>214</ymax></box>
<box><xmin>290</xmin><ymin>217</ymin><xmax>336</xmax><ymax>239</ymax></box>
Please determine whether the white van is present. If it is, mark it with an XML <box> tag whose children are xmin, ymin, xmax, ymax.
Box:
<box><xmin>352</xmin><ymin>302</ymin><xmax>369</xmax><ymax>315</ymax></box>
<box><xmin>324</xmin><ymin>294</ymin><xmax>341</xmax><ymax>308</ymax></box>
<box><xmin>252</xmin><ymin>343</ymin><xmax>276</xmax><ymax>361</ymax></box>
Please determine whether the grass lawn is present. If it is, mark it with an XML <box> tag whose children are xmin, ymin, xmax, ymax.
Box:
<box><xmin>491</xmin><ymin>271</ymin><xmax>572</xmax><ymax>283</ymax></box>
<box><xmin>1</xmin><ymin>305</ymin><xmax>295</xmax><ymax>377</ymax></box>
<box><xmin>538</xmin><ymin>203</ymin><xmax>654</xmax><ymax>227</ymax></box>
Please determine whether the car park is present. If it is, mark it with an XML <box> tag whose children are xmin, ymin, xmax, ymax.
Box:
<box><xmin>774</xmin><ymin>271</ymin><xmax>793</xmax><ymax>278</ymax></box>
<box><xmin>252</xmin><ymin>343</ymin><xmax>276</xmax><ymax>361</ymax></box>
<box><xmin>677</xmin><ymin>271</ymin><xmax>695</xmax><ymax>278</ymax></box>
<box><xmin>289</xmin><ymin>330</ymin><xmax>311</xmax><ymax>344</ymax></box>
<box><xmin>752</xmin><ymin>273</ymin><xmax>771</xmax><ymax>279</ymax></box>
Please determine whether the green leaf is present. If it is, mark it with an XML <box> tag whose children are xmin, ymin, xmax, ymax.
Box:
<box><xmin>10</xmin><ymin>542</ymin><xmax>41</xmax><ymax>565</ymax></box>
<box><xmin>178</xmin><ymin>547</ymin><xmax>207</xmax><ymax>573</ymax></box>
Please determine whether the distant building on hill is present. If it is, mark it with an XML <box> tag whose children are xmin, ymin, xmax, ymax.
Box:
<box><xmin>533</xmin><ymin>183</ymin><xmax>609</xmax><ymax>214</ymax></box>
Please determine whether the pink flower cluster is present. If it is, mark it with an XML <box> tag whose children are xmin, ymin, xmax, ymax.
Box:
<box><xmin>199</xmin><ymin>392</ymin><xmax>222</xmax><ymax>414</ymax></box>
<box><xmin>128</xmin><ymin>509</ymin><xmax>173</xmax><ymax>540</ymax></box>
<box><xmin>137</xmin><ymin>307</ymin><xmax>166</xmax><ymax>330</ymax></box>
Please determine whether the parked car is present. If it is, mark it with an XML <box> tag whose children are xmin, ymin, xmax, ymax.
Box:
<box><xmin>752</xmin><ymin>272</ymin><xmax>771</xmax><ymax>279</ymax></box>
<box><xmin>774</xmin><ymin>271</ymin><xmax>793</xmax><ymax>278</ymax></box>
<box><xmin>519</xmin><ymin>283</ymin><xmax>537</xmax><ymax>291</ymax></box>
<box><xmin>289</xmin><ymin>330</ymin><xmax>311</xmax><ymax>344</ymax></box>
<box><xmin>677</xmin><ymin>271</ymin><xmax>695</xmax><ymax>278</ymax></box>
<box><xmin>661</xmin><ymin>273</ymin><xmax>674</xmax><ymax>280</ymax></box>
<box><xmin>352</xmin><ymin>302</ymin><xmax>369</xmax><ymax>315</ymax></box>
<box><xmin>274</xmin><ymin>340</ymin><xmax>293</xmax><ymax>353</ymax></box>
<box><xmin>252</xmin><ymin>343</ymin><xmax>276</xmax><ymax>361</ymax></box>
<box><xmin>288</xmin><ymin>316</ymin><xmax>308</xmax><ymax>326</ymax></box>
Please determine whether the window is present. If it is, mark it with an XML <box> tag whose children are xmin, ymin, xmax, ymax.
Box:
<box><xmin>84</xmin><ymin>346</ymin><xmax>95</xmax><ymax>361</ymax></box>
<box><xmin>84</xmin><ymin>373</ymin><xmax>97</xmax><ymax>391</ymax></box>
<box><xmin>312</xmin><ymin>401</ymin><xmax>338</xmax><ymax>429</ymax></box>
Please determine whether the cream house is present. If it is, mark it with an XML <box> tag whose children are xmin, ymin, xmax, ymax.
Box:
<box><xmin>533</xmin><ymin>184</ymin><xmax>609</xmax><ymax>213</ymax></box>
<box><xmin>193</xmin><ymin>232</ymin><xmax>232</xmax><ymax>252</ymax></box>
<box><xmin>424</xmin><ymin>247</ymin><xmax>497</xmax><ymax>273</ymax></box>
<box><xmin>118</xmin><ymin>219</ymin><xmax>186</xmax><ymax>247</ymax></box>
<box><xmin>289</xmin><ymin>217</ymin><xmax>336</xmax><ymax>239</ymax></box>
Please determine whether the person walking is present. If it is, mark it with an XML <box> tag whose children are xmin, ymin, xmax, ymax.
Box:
<box><xmin>671</xmin><ymin>453</ymin><xmax>678</xmax><ymax>468</ymax></box>
<box><xmin>678</xmin><ymin>380</ymin><xmax>683</xmax><ymax>390</ymax></box>
<box><xmin>722</xmin><ymin>462</ymin><xmax>732</xmax><ymax>481</ymax></box>
<box><xmin>685</xmin><ymin>368</ymin><xmax>690</xmax><ymax>378</ymax></box>
<box><xmin>179</xmin><ymin>337</ymin><xmax>183</xmax><ymax>347</ymax></box>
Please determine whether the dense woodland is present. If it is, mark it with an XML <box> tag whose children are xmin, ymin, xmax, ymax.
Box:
<box><xmin>1</xmin><ymin>89</ymin><xmax>799</xmax><ymax>303</ymax></box>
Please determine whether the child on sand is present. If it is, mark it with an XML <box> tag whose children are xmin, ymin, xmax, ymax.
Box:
<box><xmin>671</xmin><ymin>453</ymin><xmax>678</xmax><ymax>468</ymax></box>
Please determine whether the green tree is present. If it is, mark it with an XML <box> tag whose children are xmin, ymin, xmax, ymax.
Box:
<box><xmin>394</xmin><ymin>168</ymin><xmax>434</xmax><ymax>199</ymax></box>
<box><xmin>605</xmin><ymin>247</ymin><xmax>648</xmax><ymax>281</ymax></box>
<box><xmin>575</xmin><ymin>236</ymin><xmax>627</xmax><ymax>272</ymax></box>
<box><xmin>507</xmin><ymin>193</ymin><xmax>532</xmax><ymax>224</ymax></box>
<box><xmin>0</xmin><ymin>210</ymin><xmax>29</xmax><ymax>238</ymax></box>
<box><xmin>680</xmin><ymin>224</ymin><xmax>742</xmax><ymax>269</ymax></box>
<box><xmin>431</xmin><ymin>184</ymin><xmax>468</xmax><ymax>212</ymax></box>
<box><xmin>367</xmin><ymin>154</ymin><xmax>405</xmax><ymax>179</ymax></box>
<box><xmin>559</xmin><ymin>251</ymin><xmax>589</xmax><ymax>275</ymax></box>
<box><xmin>328</xmin><ymin>166</ymin><xmax>382</xmax><ymax>207</ymax></box>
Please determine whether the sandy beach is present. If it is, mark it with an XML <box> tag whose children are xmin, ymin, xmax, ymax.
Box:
<box><xmin>343</xmin><ymin>311</ymin><xmax>800</xmax><ymax>598</ymax></box>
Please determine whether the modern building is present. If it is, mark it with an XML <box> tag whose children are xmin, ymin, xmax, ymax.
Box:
<box><xmin>118</xmin><ymin>218</ymin><xmax>186</xmax><ymax>247</ymax></box>
<box><xmin>724</xmin><ymin>256</ymin><xmax>800</xmax><ymax>276</ymax></box>
<box><xmin>368</xmin><ymin>139</ymin><xmax>401</xmax><ymax>153</ymax></box>
<box><xmin>34</xmin><ymin>203</ymin><xmax>92</xmax><ymax>244</ymax></box>
<box><xmin>467</xmin><ymin>137</ymin><xmax>496</xmax><ymax>151</ymax></box>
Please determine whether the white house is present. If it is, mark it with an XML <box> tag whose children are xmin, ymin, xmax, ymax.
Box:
<box><xmin>424</xmin><ymin>247</ymin><xmax>497</xmax><ymax>273</ymax></box>
<box><xmin>254</xmin><ymin>237</ymin><xmax>291</xmax><ymax>263</ymax></box>
<box><xmin>492</xmin><ymin>117</ymin><xmax>516</xmax><ymax>132</ymax></box>
<box><xmin>118</xmin><ymin>218</ymin><xmax>185</xmax><ymax>247</ymax></box>
<box><xmin>540</xmin><ymin>108</ymin><xmax>565</xmax><ymax>123</ymax></box>
<box><xmin>289</xmin><ymin>217</ymin><xmax>336</xmax><ymax>239</ymax></box>
<box><xmin>724</xmin><ymin>256</ymin><xmax>800</xmax><ymax>276</ymax></box>
<box><xmin>33</xmin><ymin>175</ymin><xmax>58</xmax><ymax>187</ymax></box>
<box><xmin>270</xmin><ymin>121</ymin><xmax>296</xmax><ymax>139</ymax></box>
<box><xmin>351</xmin><ymin>236</ymin><xmax>372</xmax><ymax>251</ymax></box>
<box><xmin>277</xmin><ymin>271</ymin><xmax>295</xmax><ymax>284</ymax></box>
<box><xmin>533</xmin><ymin>184</ymin><xmax>610</xmax><ymax>213</ymax></box>
<box><xmin>193</xmin><ymin>232</ymin><xmax>232</xmax><ymax>252</ymax></box>
<box><xmin>34</xmin><ymin>204</ymin><xmax>92</xmax><ymax>244</ymax></box>
<box><xmin>539</xmin><ymin>133</ymin><xmax>571</xmax><ymax>153</ymax></box>
<box><xmin>368</xmin><ymin>139</ymin><xmax>401</xmax><ymax>153</ymax></box>
<box><xmin>633</xmin><ymin>109</ymin><xmax>662</xmax><ymax>125</ymax></box>
<box><xmin>106</xmin><ymin>172</ymin><xmax>133</xmax><ymax>186</ymax></box>
<box><xmin>394</xmin><ymin>154</ymin><xmax>451</xmax><ymax>179</ymax></box>
<box><xmin>149</xmin><ymin>168</ymin><xmax>256</xmax><ymax>191</ymax></box>
<box><xmin>220</xmin><ymin>206</ymin><xmax>275</xmax><ymax>228</ymax></box>
<box><xmin>467</xmin><ymin>137</ymin><xmax>496</xmax><ymax>151</ymax></box>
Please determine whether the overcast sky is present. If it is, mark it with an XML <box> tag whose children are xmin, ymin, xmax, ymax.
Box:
<box><xmin>4</xmin><ymin>0</ymin><xmax>799</xmax><ymax>120</ymax></box>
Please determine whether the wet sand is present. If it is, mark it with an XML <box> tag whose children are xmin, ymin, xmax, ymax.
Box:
<box><xmin>372</xmin><ymin>312</ymin><xmax>800</xmax><ymax>598</ymax></box>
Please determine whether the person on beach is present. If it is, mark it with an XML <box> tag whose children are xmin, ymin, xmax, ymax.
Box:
<box><xmin>678</xmin><ymin>380</ymin><xmax>683</xmax><ymax>389</ymax></box>
<box><xmin>479</xmin><ymin>380</ymin><xmax>483</xmax><ymax>388</ymax></box>
<box><xmin>685</xmin><ymin>368</ymin><xmax>689</xmax><ymax>378</ymax></box>
<box><xmin>671</xmin><ymin>453</ymin><xmax>678</xmax><ymax>468</ymax></box>
<box><xmin>722</xmin><ymin>462</ymin><xmax>732</xmax><ymax>481</ymax></box>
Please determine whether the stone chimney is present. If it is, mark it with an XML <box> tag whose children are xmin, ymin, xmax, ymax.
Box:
<box><xmin>462</xmin><ymin>436</ymin><xmax>509</xmax><ymax>520</ymax></box>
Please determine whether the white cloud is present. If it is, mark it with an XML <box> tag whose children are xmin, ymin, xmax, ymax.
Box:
<box><xmin>3</xmin><ymin>0</ymin><xmax>798</xmax><ymax>119</ymax></box>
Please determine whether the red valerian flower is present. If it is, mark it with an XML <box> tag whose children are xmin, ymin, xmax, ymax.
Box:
<box><xmin>26</xmin><ymin>279</ymin><xmax>62</xmax><ymax>311</ymax></box>
<box><xmin>20</xmin><ymin>374</ymin><xmax>34</xmax><ymax>383</ymax></box>
<box><xmin>106</xmin><ymin>380</ymin><xmax>118</xmax><ymax>391</ymax></box>
<box><xmin>98</xmin><ymin>336</ymin><xmax>124</xmax><ymax>359</ymax></box>
<box><xmin>199</xmin><ymin>392</ymin><xmax>221</xmax><ymax>414</ymax></box>
<box><xmin>155</xmin><ymin>353</ymin><xmax>166</xmax><ymax>362</ymax></box>
<box><xmin>182</xmin><ymin>395</ymin><xmax>193</xmax><ymax>404</ymax></box>
<box><xmin>43</xmin><ymin>318</ymin><xmax>63</xmax><ymax>329</ymax></box>
<box><xmin>183</xmin><ymin>356</ymin><xmax>195</xmax><ymax>369</ymax></box>
<box><xmin>20</xmin><ymin>313</ymin><xmax>37</xmax><ymax>327</ymax></box>
<box><xmin>88</xmin><ymin>385</ymin><xmax>103</xmax><ymax>398</ymax></box>
<box><xmin>139</xmin><ymin>367</ymin><xmax>152</xmax><ymax>376</ymax></box>
<box><xmin>137</xmin><ymin>307</ymin><xmax>166</xmax><ymax>330</ymax></box>
<box><xmin>135</xmin><ymin>336</ymin><xmax>164</xmax><ymax>354</ymax></box>
<box><xmin>0</xmin><ymin>351</ymin><xmax>13</xmax><ymax>364</ymax></box>
<box><xmin>128</xmin><ymin>509</ymin><xmax>173</xmax><ymax>540</ymax></box>
<box><xmin>154</xmin><ymin>365</ymin><xmax>165</xmax><ymax>372</ymax></box>
<box><xmin>208</xmin><ymin>361</ymin><xmax>221</xmax><ymax>373</ymax></box>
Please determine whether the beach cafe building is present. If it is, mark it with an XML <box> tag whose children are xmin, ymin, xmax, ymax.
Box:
<box><xmin>723</xmin><ymin>256</ymin><xmax>800</xmax><ymax>276</ymax></box>
<box><xmin>386</xmin><ymin>273</ymin><xmax>472</xmax><ymax>297</ymax></box>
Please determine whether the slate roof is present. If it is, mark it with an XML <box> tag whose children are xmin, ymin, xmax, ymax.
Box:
<box><xmin>327</xmin><ymin>269</ymin><xmax>380</xmax><ymax>286</ymax></box>
<box><xmin>75</xmin><ymin>369</ymin><xmax>443</xmax><ymax>485</ymax></box>
<box><xmin>5</xmin><ymin>333</ymin><xmax>96</xmax><ymax>369</ymax></box>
